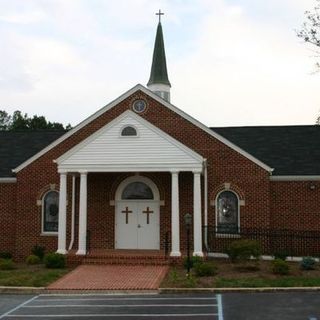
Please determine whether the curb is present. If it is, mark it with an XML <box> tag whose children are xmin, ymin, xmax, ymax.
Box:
<box><xmin>159</xmin><ymin>287</ymin><xmax>320</xmax><ymax>293</ymax></box>
<box><xmin>2</xmin><ymin>286</ymin><xmax>320</xmax><ymax>294</ymax></box>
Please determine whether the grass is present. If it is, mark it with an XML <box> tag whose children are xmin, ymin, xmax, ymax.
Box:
<box><xmin>161</xmin><ymin>259</ymin><xmax>320</xmax><ymax>288</ymax></box>
<box><xmin>0</xmin><ymin>264</ymin><xmax>70</xmax><ymax>287</ymax></box>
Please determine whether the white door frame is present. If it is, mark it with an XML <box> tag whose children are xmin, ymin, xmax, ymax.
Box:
<box><xmin>115</xmin><ymin>176</ymin><xmax>160</xmax><ymax>250</ymax></box>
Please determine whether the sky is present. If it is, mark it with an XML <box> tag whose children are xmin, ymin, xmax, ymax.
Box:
<box><xmin>0</xmin><ymin>0</ymin><xmax>319</xmax><ymax>127</ymax></box>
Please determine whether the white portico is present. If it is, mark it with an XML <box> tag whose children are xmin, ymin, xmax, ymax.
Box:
<box><xmin>55</xmin><ymin>110</ymin><xmax>204</xmax><ymax>257</ymax></box>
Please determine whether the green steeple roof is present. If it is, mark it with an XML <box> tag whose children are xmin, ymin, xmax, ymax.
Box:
<box><xmin>147</xmin><ymin>22</ymin><xmax>171</xmax><ymax>87</ymax></box>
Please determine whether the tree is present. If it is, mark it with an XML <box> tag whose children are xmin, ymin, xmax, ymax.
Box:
<box><xmin>297</xmin><ymin>0</ymin><xmax>320</xmax><ymax>67</ymax></box>
<box><xmin>297</xmin><ymin>1</ymin><xmax>320</xmax><ymax>125</ymax></box>
<box><xmin>0</xmin><ymin>110</ymin><xmax>71</xmax><ymax>131</ymax></box>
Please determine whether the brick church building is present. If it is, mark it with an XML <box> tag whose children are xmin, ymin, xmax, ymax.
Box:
<box><xmin>1</xmin><ymin>18</ymin><xmax>320</xmax><ymax>262</ymax></box>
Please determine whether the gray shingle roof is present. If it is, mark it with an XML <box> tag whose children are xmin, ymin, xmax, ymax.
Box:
<box><xmin>212</xmin><ymin>125</ymin><xmax>320</xmax><ymax>175</ymax></box>
<box><xmin>0</xmin><ymin>130</ymin><xmax>66</xmax><ymax>177</ymax></box>
<box><xmin>1</xmin><ymin>125</ymin><xmax>319</xmax><ymax>178</ymax></box>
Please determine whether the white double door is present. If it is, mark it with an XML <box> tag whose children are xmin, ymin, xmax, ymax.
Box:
<box><xmin>115</xmin><ymin>201</ymin><xmax>160</xmax><ymax>250</ymax></box>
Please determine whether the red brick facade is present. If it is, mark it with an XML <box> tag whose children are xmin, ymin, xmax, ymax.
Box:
<box><xmin>1</xmin><ymin>89</ymin><xmax>319</xmax><ymax>260</ymax></box>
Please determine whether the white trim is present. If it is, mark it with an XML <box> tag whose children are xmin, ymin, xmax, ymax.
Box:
<box><xmin>215</xmin><ymin>190</ymin><xmax>240</xmax><ymax>234</ymax></box>
<box><xmin>56</xmin><ymin>110</ymin><xmax>204</xmax><ymax>172</ymax></box>
<box><xmin>12</xmin><ymin>84</ymin><xmax>273</xmax><ymax>174</ymax></box>
<box><xmin>41</xmin><ymin>190</ymin><xmax>59</xmax><ymax>235</ymax></box>
<box><xmin>270</xmin><ymin>175</ymin><xmax>320</xmax><ymax>181</ymax></box>
<box><xmin>0</xmin><ymin>177</ymin><xmax>16</xmax><ymax>183</ymax></box>
<box><xmin>115</xmin><ymin>175</ymin><xmax>160</xmax><ymax>201</ymax></box>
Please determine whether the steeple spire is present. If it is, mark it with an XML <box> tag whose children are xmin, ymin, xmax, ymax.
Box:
<box><xmin>147</xmin><ymin>10</ymin><xmax>171</xmax><ymax>102</ymax></box>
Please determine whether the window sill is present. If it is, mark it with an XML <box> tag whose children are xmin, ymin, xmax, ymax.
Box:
<box><xmin>215</xmin><ymin>233</ymin><xmax>241</xmax><ymax>238</ymax></box>
<box><xmin>40</xmin><ymin>232</ymin><xmax>58</xmax><ymax>237</ymax></box>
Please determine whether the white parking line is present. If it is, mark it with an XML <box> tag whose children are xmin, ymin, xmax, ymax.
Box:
<box><xmin>6</xmin><ymin>313</ymin><xmax>218</xmax><ymax>318</ymax></box>
<box><xmin>217</xmin><ymin>294</ymin><xmax>224</xmax><ymax>320</ymax></box>
<box><xmin>36</xmin><ymin>297</ymin><xmax>217</xmax><ymax>301</ymax></box>
<box><xmin>0</xmin><ymin>296</ymin><xmax>38</xmax><ymax>320</ymax></box>
<box><xmin>24</xmin><ymin>304</ymin><xmax>217</xmax><ymax>308</ymax></box>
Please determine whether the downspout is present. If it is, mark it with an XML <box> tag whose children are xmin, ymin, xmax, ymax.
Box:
<box><xmin>68</xmin><ymin>175</ymin><xmax>76</xmax><ymax>251</ymax></box>
<box><xmin>203</xmin><ymin>159</ymin><xmax>208</xmax><ymax>250</ymax></box>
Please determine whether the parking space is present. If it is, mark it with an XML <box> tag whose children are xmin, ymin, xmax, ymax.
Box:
<box><xmin>0</xmin><ymin>294</ymin><xmax>222</xmax><ymax>320</ymax></box>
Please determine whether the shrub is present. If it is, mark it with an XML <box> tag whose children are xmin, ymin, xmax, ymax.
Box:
<box><xmin>194</xmin><ymin>262</ymin><xmax>217</xmax><ymax>277</ymax></box>
<box><xmin>272</xmin><ymin>259</ymin><xmax>290</xmax><ymax>275</ymax></box>
<box><xmin>183</xmin><ymin>256</ymin><xmax>204</xmax><ymax>270</ymax></box>
<box><xmin>273</xmin><ymin>250</ymin><xmax>290</xmax><ymax>261</ymax></box>
<box><xmin>0</xmin><ymin>252</ymin><xmax>12</xmax><ymax>259</ymax></box>
<box><xmin>44</xmin><ymin>253</ymin><xmax>66</xmax><ymax>269</ymax></box>
<box><xmin>31</xmin><ymin>245</ymin><xmax>46</xmax><ymax>260</ymax></box>
<box><xmin>227</xmin><ymin>240</ymin><xmax>261</xmax><ymax>262</ymax></box>
<box><xmin>0</xmin><ymin>258</ymin><xmax>15</xmax><ymax>270</ymax></box>
<box><xmin>26</xmin><ymin>254</ymin><xmax>41</xmax><ymax>265</ymax></box>
<box><xmin>300</xmin><ymin>257</ymin><xmax>317</xmax><ymax>270</ymax></box>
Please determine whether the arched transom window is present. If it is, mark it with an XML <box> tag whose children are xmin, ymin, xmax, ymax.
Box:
<box><xmin>122</xmin><ymin>182</ymin><xmax>154</xmax><ymax>200</ymax></box>
<box><xmin>216</xmin><ymin>190</ymin><xmax>239</xmax><ymax>233</ymax></box>
<box><xmin>121</xmin><ymin>126</ymin><xmax>137</xmax><ymax>136</ymax></box>
<box><xmin>42</xmin><ymin>191</ymin><xmax>59</xmax><ymax>233</ymax></box>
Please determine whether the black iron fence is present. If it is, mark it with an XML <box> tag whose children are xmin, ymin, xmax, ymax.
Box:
<box><xmin>204</xmin><ymin>226</ymin><xmax>320</xmax><ymax>257</ymax></box>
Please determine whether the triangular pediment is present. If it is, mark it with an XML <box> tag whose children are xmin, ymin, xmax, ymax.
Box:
<box><xmin>56</xmin><ymin>110</ymin><xmax>203</xmax><ymax>172</ymax></box>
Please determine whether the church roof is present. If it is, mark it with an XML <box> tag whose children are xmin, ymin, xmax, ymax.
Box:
<box><xmin>147</xmin><ymin>22</ymin><xmax>171</xmax><ymax>87</ymax></box>
<box><xmin>212</xmin><ymin>125</ymin><xmax>320</xmax><ymax>176</ymax></box>
<box><xmin>1</xmin><ymin>125</ymin><xmax>319</xmax><ymax>178</ymax></box>
<box><xmin>0</xmin><ymin>130</ymin><xmax>66</xmax><ymax>177</ymax></box>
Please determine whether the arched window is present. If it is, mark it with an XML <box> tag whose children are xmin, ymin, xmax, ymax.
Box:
<box><xmin>42</xmin><ymin>191</ymin><xmax>59</xmax><ymax>233</ymax></box>
<box><xmin>121</xmin><ymin>126</ymin><xmax>137</xmax><ymax>136</ymax></box>
<box><xmin>122</xmin><ymin>182</ymin><xmax>154</xmax><ymax>200</ymax></box>
<box><xmin>216</xmin><ymin>191</ymin><xmax>239</xmax><ymax>233</ymax></box>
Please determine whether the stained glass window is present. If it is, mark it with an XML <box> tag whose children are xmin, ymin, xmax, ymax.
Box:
<box><xmin>122</xmin><ymin>182</ymin><xmax>154</xmax><ymax>199</ymax></box>
<box><xmin>43</xmin><ymin>191</ymin><xmax>59</xmax><ymax>232</ymax></box>
<box><xmin>217</xmin><ymin>191</ymin><xmax>239</xmax><ymax>233</ymax></box>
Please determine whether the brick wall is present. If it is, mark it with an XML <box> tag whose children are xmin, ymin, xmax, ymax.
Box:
<box><xmin>10</xmin><ymin>89</ymin><xmax>271</xmax><ymax>259</ymax></box>
<box><xmin>0</xmin><ymin>183</ymin><xmax>17</xmax><ymax>254</ymax></box>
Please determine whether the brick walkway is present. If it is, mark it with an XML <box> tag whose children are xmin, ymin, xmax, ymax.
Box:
<box><xmin>47</xmin><ymin>265</ymin><xmax>169</xmax><ymax>290</ymax></box>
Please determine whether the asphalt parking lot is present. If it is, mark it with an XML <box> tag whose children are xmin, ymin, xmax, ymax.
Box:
<box><xmin>0</xmin><ymin>292</ymin><xmax>320</xmax><ymax>319</ymax></box>
<box><xmin>0</xmin><ymin>294</ymin><xmax>222</xmax><ymax>319</ymax></box>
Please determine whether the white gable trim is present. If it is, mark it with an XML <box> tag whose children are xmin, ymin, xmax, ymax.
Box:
<box><xmin>13</xmin><ymin>84</ymin><xmax>273</xmax><ymax>173</ymax></box>
<box><xmin>270</xmin><ymin>175</ymin><xmax>320</xmax><ymax>181</ymax></box>
<box><xmin>56</xmin><ymin>110</ymin><xmax>204</xmax><ymax>172</ymax></box>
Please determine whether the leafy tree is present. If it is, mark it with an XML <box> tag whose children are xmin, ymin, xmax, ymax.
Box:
<box><xmin>0</xmin><ymin>110</ymin><xmax>71</xmax><ymax>131</ymax></box>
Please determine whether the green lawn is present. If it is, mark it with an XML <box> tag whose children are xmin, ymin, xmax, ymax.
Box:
<box><xmin>0</xmin><ymin>264</ymin><xmax>70</xmax><ymax>287</ymax></box>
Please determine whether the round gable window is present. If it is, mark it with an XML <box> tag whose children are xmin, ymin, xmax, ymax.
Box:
<box><xmin>132</xmin><ymin>99</ymin><xmax>147</xmax><ymax>113</ymax></box>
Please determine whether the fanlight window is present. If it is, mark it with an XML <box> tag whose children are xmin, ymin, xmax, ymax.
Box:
<box><xmin>43</xmin><ymin>191</ymin><xmax>59</xmax><ymax>233</ymax></box>
<box><xmin>121</xmin><ymin>126</ymin><xmax>137</xmax><ymax>136</ymax></box>
<box><xmin>122</xmin><ymin>182</ymin><xmax>154</xmax><ymax>200</ymax></box>
<box><xmin>217</xmin><ymin>191</ymin><xmax>239</xmax><ymax>233</ymax></box>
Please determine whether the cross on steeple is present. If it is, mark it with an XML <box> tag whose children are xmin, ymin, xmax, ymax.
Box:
<box><xmin>156</xmin><ymin>9</ymin><xmax>164</xmax><ymax>23</ymax></box>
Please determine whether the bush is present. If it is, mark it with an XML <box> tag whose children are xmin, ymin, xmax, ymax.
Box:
<box><xmin>31</xmin><ymin>245</ymin><xmax>46</xmax><ymax>260</ymax></box>
<box><xmin>273</xmin><ymin>250</ymin><xmax>290</xmax><ymax>261</ymax></box>
<box><xmin>183</xmin><ymin>256</ymin><xmax>204</xmax><ymax>270</ymax></box>
<box><xmin>300</xmin><ymin>257</ymin><xmax>317</xmax><ymax>270</ymax></box>
<box><xmin>44</xmin><ymin>253</ymin><xmax>66</xmax><ymax>269</ymax></box>
<box><xmin>0</xmin><ymin>258</ymin><xmax>15</xmax><ymax>270</ymax></box>
<box><xmin>227</xmin><ymin>240</ymin><xmax>261</xmax><ymax>262</ymax></box>
<box><xmin>194</xmin><ymin>262</ymin><xmax>217</xmax><ymax>277</ymax></box>
<box><xmin>0</xmin><ymin>252</ymin><xmax>12</xmax><ymax>259</ymax></box>
<box><xmin>272</xmin><ymin>259</ymin><xmax>290</xmax><ymax>275</ymax></box>
<box><xmin>26</xmin><ymin>254</ymin><xmax>41</xmax><ymax>265</ymax></box>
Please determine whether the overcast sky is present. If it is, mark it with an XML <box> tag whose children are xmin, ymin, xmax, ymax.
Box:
<box><xmin>0</xmin><ymin>0</ymin><xmax>319</xmax><ymax>127</ymax></box>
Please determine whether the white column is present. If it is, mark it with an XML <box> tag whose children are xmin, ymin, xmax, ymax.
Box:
<box><xmin>193</xmin><ymin>170</ymin><xmax>203</xmax><ymax>256</ymax></box>
<box><xmin>76</xmin><ymin>171</ymin><xmax>87</xmax><ymax>255</ymax></box>
<box><xmin>57</xmin><ymin>172</ymin><xmax>67</xmax><ymax>254</ymax></box>
<box><xmin>170</xmin><ymin>171</ymin><xmax>181</xmax><ymax>257</ymax></box>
